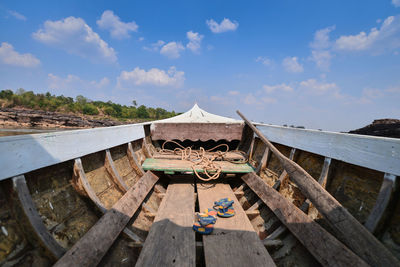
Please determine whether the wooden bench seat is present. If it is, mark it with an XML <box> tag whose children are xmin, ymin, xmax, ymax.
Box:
<box><xmin>142</xmin><ymin>158</ymin><xmax>254</xmax><ymax>174</ymax></box>
<box><xmin>152</xmin><ymin>151</ymin><xmax>246</xmax><ymax>161</ymax></box>
<box><xmin>136</xmin><ymin>180</ymin><xmax>195</xmax><ymax>266</ymax></box>
<box><xmin>197</xmin><ymin>183</ymin><xmax>276</xmax><ymax>267</ymax></box>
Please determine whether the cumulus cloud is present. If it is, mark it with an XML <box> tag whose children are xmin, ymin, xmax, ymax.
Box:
<box><xmin>97</xmin><ymin>10</ymin><xmax>138</xmax><ymax>39</ymax></box>
<box><xmin>160</xmin><ymin>42</ymin><xmax>185</xmax><ymax>58</ymax></box>
<box><xmin>256</xmin><ymin>56</ymin><xmax>272</xmax><ymax>66</ymax></box>
<box><xmin>33</xmin><ymin>16</ymin><xmax>117</xmax><ymax>63</ymax></box>
<box><xmin>335</xmin><ymin>15</ymin><xmax>400</xmax><ymax>53</ymax></box>
<box><xmin>186</xmin><ymin>31</ymin><xmax>204</xmax><ymax>53</ymax></box>
<box><xmin>117</xmin><ymin>66</ymin><xmax>184</xmax><ymax>87</ymax></box>
<box><xmin>282</xmin><ymin>57</ymin><xmax>304</xmax><ymax>73</ymax></box>
<box><xmin>47</xmin><ymin>73</ymin><xmax>109</xmax><ymax>94</ymax></box>
<box><xmin>243</xmin><ymin>93</ymin><xmax>276</xmax><ymax>105</ymax></box>
<box><xmin>206</xmin><ymin>18</ymin><xmax>239</xmax><ymax>33</ymax></box>
<box><xmin>263</xmin><ymin>83</ymin><xmax>293</xmax><ymax>94</ymax></box>
<box><xmin>393</xmin><ymin>0</ymin><xmax>400</xmax><ymax>7</ymax></box>
<box><xmin>8</xmin><ymin>10</ymin><xmax>26</xmax><ymax>21</ymax></box>
<box><xmin>299</xmin><ymin>79</ymin><xmax>340</xmax><ymax>97</ymax></box>
<box><xmin>228</xmin><ymin>90</ymin><xmax>240</xmax><ymax>95</ymax></box>
<box><xmin>0</xmin><ymin>42</ymin><xmax>40</xmax><ymax>67</ymax></box>
<box><xmin>309</xmin><ymin>26</ymin><xmax>335</xmax><ymax>71</ymax></box>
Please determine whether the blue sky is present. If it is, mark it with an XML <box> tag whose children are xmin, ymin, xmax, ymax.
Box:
<box><xmin>0</xmin><ymin>0</ymin><xmax>399</xmax><ymax>131</ymax></box>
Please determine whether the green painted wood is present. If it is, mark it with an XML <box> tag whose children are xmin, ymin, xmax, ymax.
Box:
<box><xmin>142</xmin><ymin>158</ymin><xmax>254</xmax><ymax>173</ymax></box>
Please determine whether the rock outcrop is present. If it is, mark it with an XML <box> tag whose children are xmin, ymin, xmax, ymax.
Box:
<box><xmin>0</xmin><ymin>108</ymin><xmax>128</xmax><ymax>129</ymax></box>
<box><xmin>349</xmin><ymin>119</ymin><xmax>400</xmax><ymax>138</ymax></box>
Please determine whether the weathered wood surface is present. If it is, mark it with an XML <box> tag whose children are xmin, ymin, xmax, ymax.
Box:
<box><xmin>72</xmin><ymin>158</ymin><xmax>143</xmax><ymax>243</ymax></box>
<box><xmin>54</xmin><ymin>171</ymin><xmax>159</xmax><ymax>267</ymax></box>
<box><xmin>136</xmin><ymin>181</ymin><xmax>195</xmax><ymax>267</ymax></box>
<box><xmin>365</xmin><ymin>173</ymin><xmax>397</xmax><ymax>233</ymax></box>
<box><xmin>242</xmin><ymin>172</ymin><xmax>368</xmax><ymax>267</ymax></box>
<box><xmin>318</xmin><ymin>157</ymin><xmax>331</xmax><ymax>186</ymax></box>
<box><xmin>127</xmin><ymin>142</ymin><xmax>145</xmax><ymax>176</ymax></box>
<box><xmin>255</xmin><ymin>122</ymin><xmax>400</xmax><ymax>176</ymax></box>
<box><xmin>256</xmin><ymin>146</ymin><xmax>270</xmax><ymax>174</ymax></box>
<box><xmin>104</xmin><ymin>149</ymin><xmax>130</xmax><ymax>192</ymax></box>
<box><xmin>238</xmin><ymin>110</ymin><xmax>400</xmax><ymax>267</ymax></box>
<box><xmin>12</xmin><ymin>175</ymin><xmax>66</xmax><ymax>259</ymax></box>
<box><xmin>0</xmin><ymin>123</ymin><xmax>146</xmax><ymax>181</ymax></box>
<box><xmin>152</xmin><ymin>151</ymin><xmax>246</xmax><ymax>161</ymax></box>
<box><xmin>142</xmin><ymin>158</ymin><xmax>254</xmax><ymax>173</ymax></box>
<box><xmin>274</xmin><ymin>148</ymin><xmax>296</xmax><ymax>189</ymax></box>
<box><xmin>197</xmin><ymin>183</ymin><xmax>276</xmax><ymax>267</ymax></box>
<box><xmin>151</xmin><ymin>122</ymin><xmax>244</xmax><ymax>141</ymax></box>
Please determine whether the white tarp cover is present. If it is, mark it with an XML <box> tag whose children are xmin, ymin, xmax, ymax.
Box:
<box><xmin>153</xmin><ymin>104</ymin><xmax>242</xmax><ymax>124</ymax></box>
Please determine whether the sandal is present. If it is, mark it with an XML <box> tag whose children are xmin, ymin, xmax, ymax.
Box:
<box><xmin>193</xmin><ymin>222</ymin><xmax>214</xmax><ymax>234</ymax></box>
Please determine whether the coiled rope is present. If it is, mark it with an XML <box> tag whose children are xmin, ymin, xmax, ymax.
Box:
<box><xmin>158</xmin><ymin>140</ymin><xmax>247</xmax><ymax>181</ymax></box>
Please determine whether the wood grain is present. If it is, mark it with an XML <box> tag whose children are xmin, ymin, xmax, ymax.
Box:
<box><xmin>142</xmin><ymin>158</ymin><xmax>254</xmax><ymax>173</ymax></box>
<box><xmin>197</xmin><ymin>183</ymin><xmax>276</xmax><ymax>267</ymax></box>
<box><xmin>238</xmin><ymin>110</ymin><xmax>400</xmax><ymax>267</ymax></box>
<box><xmin>54</xmin><ymin>171</ymin><xmax>158</xmax><ymax>267</ymax></box>
<box><xmin>242</xmin><ymin>172</ymin><xmax>368</xmax><ymax>267</ymax></box>
<box><xmin>12</xmin><ymin>175</ymin><xmax>65</xmax><ymax>260</ymax></box>
<box><xmin>127</xmin><ymin>142</ymin><xmax>145</xmax><ymax>176</ymax></box>
<box><xmin>136</xmin><ymin>181</ymin><xmax>195</xmax><ymax>267</ymax></box>
<box><xmin>104</xmin><ymin>149</ymin><xmax>129</xmax><ymax>192</ymax></box>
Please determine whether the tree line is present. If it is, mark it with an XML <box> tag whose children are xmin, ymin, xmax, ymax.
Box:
<box><xmin>0</xmin><ymin>89</ymin><xmax>178</xmax><ymax>120</ymax></box>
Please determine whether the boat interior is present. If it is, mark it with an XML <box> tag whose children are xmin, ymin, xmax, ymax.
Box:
<box><xmin>0</xmin><ymin>105</ymin><xmax>399</xmax><ymax>266</ymax></box>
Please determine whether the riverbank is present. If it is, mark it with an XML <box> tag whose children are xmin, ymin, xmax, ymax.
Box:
<box><xmin>0</xmin><ymin>107</ymin><xmax>144</xmax><ymax>129</ymax></box>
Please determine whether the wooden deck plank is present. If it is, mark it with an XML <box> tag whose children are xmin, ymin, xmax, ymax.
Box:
<box><xmin>152</xmin><ymin>151</ymin><xmax>246</xmax><ymax>161</ymax></box>
<box><xmin>136</xmin><ymin>181</ymin><xmax>195</xmax><ymax>267</ymax></box>
<box><xmin>197</xmin><ymin>183</ymin><xmax>276</xmax><ymax>267</ymax></box>
<box><xmin>142</xmin><ymin>158</ymin><xmax>254</xmax><ymax>173</ymax></box>
<box><xmin>54</xmin><ymin>171</ymin><xmax>159</xmax><ymax>267</ymax></box>
<box><xmin>242</xmin><ymin>172</ymin><xmax>369</xmax><ymax>267</ymax></box>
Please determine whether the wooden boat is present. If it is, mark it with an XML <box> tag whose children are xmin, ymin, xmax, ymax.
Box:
<box><xmin>0</xmin><ymin>104</ymin><xmax>399</xmax><ymax>266</ymax></box>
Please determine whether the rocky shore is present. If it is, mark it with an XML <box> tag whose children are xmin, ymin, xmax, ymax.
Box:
<box><xmin>349</xmin><ymin>119</ymin><xmax>400</xmax><ymax>138</ymax></box>
<box><xmin>0</xmin><ymin>108</ymin><xmax>134</xmax><ymax>129</ymax></box>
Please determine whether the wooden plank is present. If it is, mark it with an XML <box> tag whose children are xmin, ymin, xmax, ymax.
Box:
<box><xmin>72</xmin><ymin>158</ymin><xmax>143</xmax><ymax>243</ymax></box>
<box><xmin>318</xmin><ymin>157</ymin><xmax>331</xmax><ymax>186</ymax></box>
<box><xmin>255</xmin><ymin>123</ymin><xmax>400</xmax><ymax>176</ymax></box>
<box><xmin>242</xmin><ymin>173</ymin><xmax>368</xmax><ymax>267</ymax></box>
<box><xmin>238</xmin><ymin>110</ymin><xmax>400</xmax><ymax>267</ymax></box>
<box><xmin>142</xmin><ymin>158</ymin><xmax>254</xmax><ymax>173</ymax></box>
<box><xmin>142</xmin><ymin>138</ymin><xmax>153</xmax><ymax>158</ymax></box>
<box><xmin>127</xmin><ymin>142</ymin><xmax>145</xmax><ymax>177</ymax></box>
<box><xmin>104</xmin><ymin>149</ymin><xmax>130</xmax><ymax>192</ymax></box>
<box><xmin>12</xmin><ymin>175</ymin><xmax>66</xmax><ymax>259</ymax></box>
<box><xmin>136</xmin><ymin>181</ymin><xmax>195</xmax><ymax>266</ymax></box>
<box><xmin>54</xmin><ymin>171</ymin><xmax>159</xmax><ymax>267</ymax></box>
<box><xmin>256</xmin><ymin>146</ymin><xmax>270</xmax><ymax>174</ymax></box>
<box><xmin>153</xmin><ymin>151</ymin><xmax>246</xmax><ymax>161</ymax></box>
<box><xmin>0</xmin><ymin>123</ymin><xmax>146</xmax><ymax>181</ymax></box>
<box><xmin>197</xmin><ymin>183</ymin><xmax>276</xmax><ymax>267</ymax></box>
<box><xmin>273</xmin><ymin>147</ymin><xmax>296</xmax><ymax>189</ymax></box>
<box><xmin>364</xmin><ymin>173</ymin><xmax>397</xmax><ymax>233</ymax></box>
<box><xmin>151</xmin><ymin>123</ymin><xmax>244</xmax><ymax>141</ymax></box>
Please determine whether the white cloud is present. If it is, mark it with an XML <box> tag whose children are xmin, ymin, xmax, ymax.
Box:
<box><xmin>282</xmin><ymin>57</ymin><xmax>304</xmax><ymax>73</ymax></box>
<box><xmin>33</xmin><ymin>16</ymin><xmax>117</xmax><ymax>63</ymax></box>
<box><xmin>256</xmin><ymin>56</ymin><xmax>272</xmax><ymax>66</ymax></box>
<box><xmin>393</xmin><ymin>0</ymin><xmax>400</xmax><ymax>7</ymax></box>
<box><xmin>160</xmin><ymin>42</ymin><xmax>185</xmax><ymax>59</ymax></box>
<box><xmin>335</xmin><ymin>15</ymin><xmax>400</xmax><ymax>53</ymax></box>
<box><xmin>47</xmin><ymin>73</ymin><xmax>109</xmax><ymax>93</ymax></box>
<box><xmin>309</xmin><ymin>26</ymin><xmax>335</xmax><ymax>71</ymax></box>
<box><xmin>228</xmin><ymin>90</ymin><xmax>240</xmax><ymax>95</ymax></box>
<box><xmin>263</xmin><ymin>83</ymin><xmax>293</xmax><ymax>93</ymax></box>
<box><xmin>8</xmin><ymin>10</ymin><xmax>26</xmax><ymax>21</ymax></box>
<box><xmin>206</xmin><ymin>18</ymin><xmax>239</xmax><ymax>33</ymax></box>
<box><xmin>96</xmin><ymin>10</ymin><xmax>138</xmax><ymax>39</ymax></box>
<box><xmin>0</xmin><ymin>42</ymin><xmax>40</xmax><ymax>67</ymax></box>
<box><xmin>186</xmin><ymin>31</ymin><xmax>204</xmax><ymax>53</ymax></box>
<box><xmin>243</xmin><ymin>93</ymin><xmax>276</xmax><ymax>105</ymax></box>
<box><xmin>143</xmin><ymin>40</ymin><xmax>165</xmax><ymax>51</ymax></box>
<box><xmin>117</xmin><ymin>66</ymin><xmax>184</xmax><ymax>87</ymax></box>
<box><xmin>299</xmin><ymin>79</ymin><xmax>340</xmax><ymax>96</ymax></box>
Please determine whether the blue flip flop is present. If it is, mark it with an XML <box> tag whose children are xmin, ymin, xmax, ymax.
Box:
<box><xmin>214</xmin><ymin>198</ymin><xmax>234</xmax><ymax>208</ymax></box>
<box><xmin>193</xmin><ymin>222</ymin><xmax>214</xmax><ymax>234</ymax></box>
<box><xmin>216</xmin><ymin>206</ymin><xmax>235</xmax><ymax>217</ymax></box>
<box><xmin>197</xmin><ymin>212</ymin><xmax>217</xmax><ymax>226</ymax></box>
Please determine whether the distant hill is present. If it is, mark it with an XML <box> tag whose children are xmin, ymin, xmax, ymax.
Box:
<box><xmin>349</xmin><ymin>119</ymin><xmax>400</xmax><ymax>138</ymax></box>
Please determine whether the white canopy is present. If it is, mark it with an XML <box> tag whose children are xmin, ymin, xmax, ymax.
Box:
<box><xmin>154</xmin><ymin>104</ymin><xmax>242</xmax><ymax>124</ymax></box>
